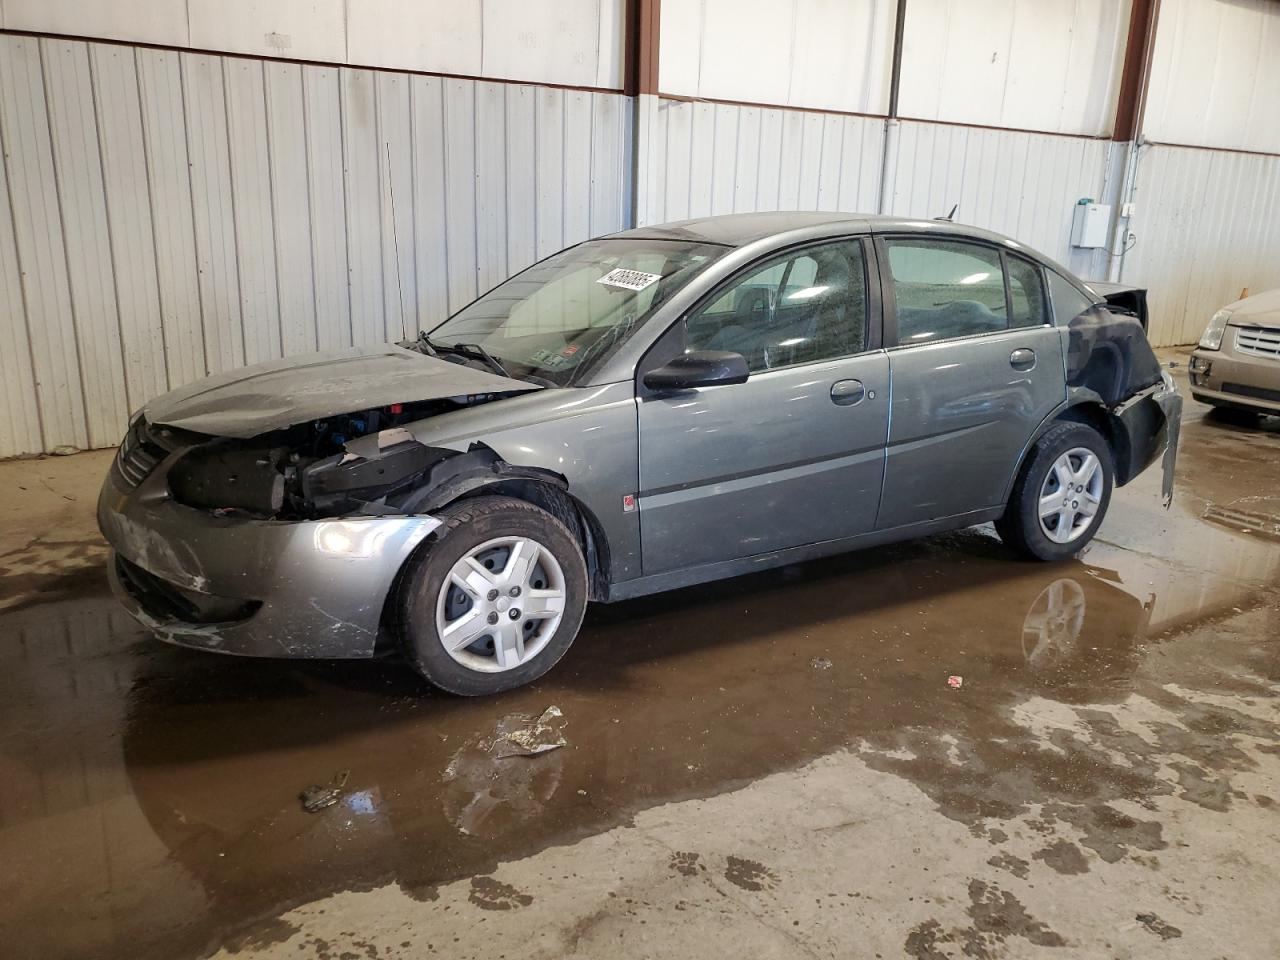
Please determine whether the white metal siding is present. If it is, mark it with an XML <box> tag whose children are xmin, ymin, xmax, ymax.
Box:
<box><xmin>659</xmin><ymin>0</ymin><xmax>896</xmax><ymax>114</ymax></box>
<box><xmin>885</xmin><ymin>121</ymin><xmax>1111</xmax><ymax>273</ymax></box>
<box><xmin>1145</xmin><ymin>0</ymin><xmax>1280</xmax><ymax>154</ymax></box>
<box><xmin>898</xmin><ymin>0</ymin><xmax>1131</xmax><ymax>137</ymax></box>
<box><xmin>639</xmin><ymin>100</ymin><xmax>1106</xmax><ymax>275</ymax></box>
<box><xmin>2</xmin><ymin>0</ymin><xmax>627</xmax><ymax>90</ymax></box>
<box><xmin>659</xmin><ymin>0</ymin><xmax>1128</xmax><ymax>136</ymax></box>
<box><xmin>0</xmin><ymin>34</ymin><xmax>630</xmax><ymax>457</ymax></box>
<box><xmin>0</xmin><ymin>36</ymin><xmax>89</xmax><ymax>453</ymax></box>
<box><xmin>1124</xmin><ymin>144</ymin><xmax>1280</xmax><ymax>347</ymax></box>
<box><xmin>638</xmin><ymin>98</ymin><xmax>886</xmax><ymax>227</ymax></box>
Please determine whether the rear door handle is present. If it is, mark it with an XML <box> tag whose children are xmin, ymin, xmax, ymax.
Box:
<box><xmin>1010</xmin><ymin>348</ymin><xmax>1036</xmax><ymax>371</ymax></box>
<box><xmin>830</xmin><ymin>379</ymin><xmax>865</xmax><ymax>406</ymax></box>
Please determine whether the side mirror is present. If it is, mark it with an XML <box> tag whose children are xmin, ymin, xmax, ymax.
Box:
<box><xmin>643</xmin><ymin>350</ymin><xmax>749</xmax><ymax>392</ymax></box>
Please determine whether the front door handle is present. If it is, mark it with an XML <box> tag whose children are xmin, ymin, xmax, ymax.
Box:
<box><xmin>1010</xmin><ymin>348</ymin><xmax>1036</xmax><ymax>371</ymax></box>
<box><xmin>830</xmin><ymin>379</ymin><xmax>865</xmax><ymax>406</ymax></box>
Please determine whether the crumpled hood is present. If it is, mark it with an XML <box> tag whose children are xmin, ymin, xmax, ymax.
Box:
<box><xmin>1225</xmin><ymin>288</ymin><xmax>1280</xmax><ymax>328</ymax></box>
<box><xmin>144</xmin><ymin>344</ymin><xmax>540</xmax><ymax>438</ymax></box>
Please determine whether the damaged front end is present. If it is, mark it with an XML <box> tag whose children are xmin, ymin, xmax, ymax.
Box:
<box><xmin>99</xmin><ymin>389</ymin><xmax>560</xmax><ymax>659</ymax></box>
<box><xmin>161</xmin><ymin>394</ymin><xmax>571</xmax><ymax>521</ymax></box>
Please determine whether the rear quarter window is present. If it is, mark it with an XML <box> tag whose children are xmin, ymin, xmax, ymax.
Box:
<box><xmin>1047</xmin><ymin>270</ymin><xmax>1097</xmax><ymax>324</ymax></box>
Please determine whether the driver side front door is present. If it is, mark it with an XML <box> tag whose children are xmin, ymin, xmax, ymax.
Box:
<box><xmin>635</xmin><ymin>238</ymin><xmax>890</xmax><ymax>575</ymax></box>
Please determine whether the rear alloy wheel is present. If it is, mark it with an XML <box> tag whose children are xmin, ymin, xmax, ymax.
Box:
<box><xmin>1036</xmin><ymin>447</ymin><xmax>1105</xmax><ymax>545</ymax></box>
<box><xmin>996</xmin><ymin>421</ymin><xmax>1114</xmax><ymax>561</ymax></box>
<box><xmin>396</xmin><ymin>496</ymin><xmax>588</xmax><ymax>695</ymax></box>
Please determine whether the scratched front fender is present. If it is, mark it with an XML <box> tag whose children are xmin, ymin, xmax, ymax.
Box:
<box><xmin>98</xmin><ymin>468</ymin><xmax>442</xmax><ymax>658</ymax></box>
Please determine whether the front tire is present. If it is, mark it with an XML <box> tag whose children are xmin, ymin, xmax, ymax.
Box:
<box><xmin>395</xmin><ymin>496</ymin><xmax>588</xmax><ymax>695</ymax></box>
<box><xmin>996</xmin><ymin>422</ymin><xmax>1114</xmax><ymax>561</ymax></box>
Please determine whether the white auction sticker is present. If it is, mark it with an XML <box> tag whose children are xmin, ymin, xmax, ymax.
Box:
<box><xmin>597</xmin><ymin>268</ymin><xmax>662</xmax><ymax>291</ymax></box>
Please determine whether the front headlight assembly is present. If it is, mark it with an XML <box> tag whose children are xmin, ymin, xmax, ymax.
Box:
<box><xmin>1198</xmin><ymin>309</ymin><xmax>1232</xmax><ymax>350</ymax></box>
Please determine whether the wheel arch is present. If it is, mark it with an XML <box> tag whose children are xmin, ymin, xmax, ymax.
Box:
<box><xmin>377</xmin><ymin>477</ymin><xmax>611</xmax><ymax>657</ymax></box>
<box><xmin>1000</xmin><ymin>391</ymin><xmax>1131</xmax><ymax>506</ymax></box>
<box><xmin>379</xmin><ymin>443</ymin><xmax>612</xmax><ymax>601</ymax></box>
<box><xmin>452</xmin><ymin>478</ymin><xmax>612</xmax><ymax>602</ymax></box>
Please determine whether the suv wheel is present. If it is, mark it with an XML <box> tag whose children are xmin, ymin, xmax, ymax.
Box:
<box><xmin>996</xmin><ymin>422</ymin><xmax>1114</xmax><ymax>561</ymax></box>
<box><xmin>395</xmin><ymin>496</ymin><xmax>588</xmax><ymax>695</ymax></box>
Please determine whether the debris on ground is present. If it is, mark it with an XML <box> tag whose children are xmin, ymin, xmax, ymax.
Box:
<box><xmin>299</xmin><ymin>770</ymin><xmax>350</xmax><ymax>812</ymax></box>
<box><xmin>495</xmin><ymin>706</ymin><xmax>567</xmax><ymax>758</ymax></box>
<box><xmin>1135</xmin><ymin>912</ymin><xmax>1183</xmax><ymax>940</ymax></box>
<box><xmin>947</xmin><ymin>675</ymin><xmax>964</xmax><ymax>689</ymax></box>
<box><xmin>810</xmin><ymin>657</ymin><xmax>833</xmax><ymax>670</ymax></box>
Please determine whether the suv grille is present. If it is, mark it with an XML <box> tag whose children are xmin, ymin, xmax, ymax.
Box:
<box><xmin>113</xmin><ymin>418</ymin><xmax>168</xmax><ymax>489</ymax></box>
<box><xmin>1235</xmin><ymin>326</ymin><xmax>1280</xmax><ymax>361</ymax></box>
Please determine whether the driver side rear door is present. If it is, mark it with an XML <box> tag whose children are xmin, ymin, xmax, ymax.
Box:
<box><xmin>635</xmin><ymin>237</ymin><xmax>890</xmax><ymax>575</ymax></box>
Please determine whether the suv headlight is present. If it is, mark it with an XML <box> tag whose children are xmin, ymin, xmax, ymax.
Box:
<box><xmin>1198</xmin><ymin>309</ymin><xmax>1232</xmax><ymax>350</ymax></box>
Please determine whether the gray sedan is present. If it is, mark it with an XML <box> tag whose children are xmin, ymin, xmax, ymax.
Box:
<box><xmin>99</xmin><ymin>213</ymin><xmax>1180</xmax><ymax>695</ymax></box>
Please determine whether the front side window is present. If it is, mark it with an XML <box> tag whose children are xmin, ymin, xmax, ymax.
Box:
<box><xmin>684</xmin><ymin>239</ymin><xmax>867</xmax><ymax>372</ymax></box>
<box><xmin>886</xmin><ymin>239</ymin><xmax>1008</xmax><ymax>344</ymax></box>
<box><xmin>428</xmin><ymin>238</ymin><xmax>726</xmax><ymax>386</ymax></box>
<box><xmin>1007</xmin><ymin>255</ymin><xmax>1048</xmax><ymax>328</ymax></box>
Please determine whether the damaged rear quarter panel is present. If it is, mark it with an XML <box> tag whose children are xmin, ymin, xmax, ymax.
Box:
<box><xmin>380</xmin><ymin>382</ymin><xmax>642</xmax><ymax>582</ymax></box>
<box><xmin>1042</xmin><ymin>307</ymin><xmax>1179</xmax><ymax>493</ymax></box>
<box><xmin>1064</xmin><ymin>305</ymin><xmax>1163</xmax><ymax>406</ymax></box>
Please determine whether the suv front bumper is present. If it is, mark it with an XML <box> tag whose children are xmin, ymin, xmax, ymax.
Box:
<box><xmin>1189</xmin><ymin>344</ymin><xmax>1280</xmax><ymax>414</ymax></box>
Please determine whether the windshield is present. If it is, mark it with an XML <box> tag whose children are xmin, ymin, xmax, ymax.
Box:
<box><xmin>426</xmin><ymin>238</ymin><xmax>727</xmax><ymax>386</ymax></box>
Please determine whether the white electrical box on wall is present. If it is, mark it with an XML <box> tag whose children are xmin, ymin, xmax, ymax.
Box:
<box><xmin>1070</xmin><ymin>200</ymin><xmax>1111</xmax><ymax>248</ymax></box>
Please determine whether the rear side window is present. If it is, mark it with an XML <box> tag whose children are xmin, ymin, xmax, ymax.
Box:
<box><xmin>885</xmin><ymin>239</ymin><xmax>1007</xmax><ymax>344</ymax></box>
<box><xmin>1047</xmin><ymin>270</ymin><xmax>1097</xmax><ymax>324</ymax></box>
<box><xmin>1007</xmin><ymin>255</ymin><xmax>1048</xmax><ymax>328</ymax></box>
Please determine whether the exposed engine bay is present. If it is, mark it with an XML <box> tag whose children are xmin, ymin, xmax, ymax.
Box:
<box><xmin>156</xmin><ymin>395</ymin><xmax>555</xmax><ymax>521</ymax></box>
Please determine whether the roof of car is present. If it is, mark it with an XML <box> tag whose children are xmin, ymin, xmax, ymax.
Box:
<box><xmin>610</xmin><ymin>211</ymin><xmax>1027</xmax><ymax>249</ymax></box>
<box><xmin>607</xmin><ymin>211</ymin><xmax>1094</xmax><ymax>291</ymax></box>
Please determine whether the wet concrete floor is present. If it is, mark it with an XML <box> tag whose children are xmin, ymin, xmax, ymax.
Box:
<box><xmin>1</xmin><ymin>364</ymin><xmax>1277</xmax><ymax>959</ymax></box>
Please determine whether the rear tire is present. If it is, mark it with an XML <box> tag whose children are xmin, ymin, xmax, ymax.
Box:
<box><xmin>996</xmin><ymin>422</ymin><xmax>1114</xmax><ymax>561</ymax></box>
<box><xmin>395</xmin><ymin>495</ymin><xmax>588</xmax><ymax>695</ymax></box>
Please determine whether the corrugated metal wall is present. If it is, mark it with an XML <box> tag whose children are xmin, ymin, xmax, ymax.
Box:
<box><xmin>5</xmin><ymin>3</ymin><xmax>1280</xmax><ymax>457</ymax></box>
<box><xmin>1124</xmin><ymin>144</ymin><xmax>1280</xmax><ymax>347</ymax></box>
<box><xmin>0</xmin><ymin>34</ymin><xmax>630</xmax><ymax>458</ymax></box>
<box><xmin>897</xmin><ymin>0</ymin><xmax>1131</xmax><ymax>136</ymax></box>
<box><xmin>1144</xmin><ymin>0</ymin><xmax>1280</xmax><ymax>155</ymax></box>
<box><xmin>637</xmin><ymin>100</ymin><xmax>1108</xmax><ymax>277</ymax></box>
<box><xmin>1</xmin><ymin>0</ymin><xmax>627</xmax><ymax>91</ymax></box>
<box><xmin>884</xmin><ymin>121</ymin><xmax>1110</xmax><ymax>275</ymax></box>
<box><xmin>637</xmin><ymin>98</ymin><xmax>886</xmax><ymax>227</ymax></box>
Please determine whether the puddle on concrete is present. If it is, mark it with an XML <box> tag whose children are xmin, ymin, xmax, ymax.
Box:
<box><xmin>0</xmin><ymin>388</ymin><xmax>1277</xmax><ymax>959</ymax></box>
